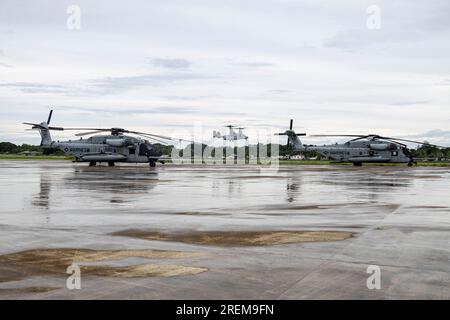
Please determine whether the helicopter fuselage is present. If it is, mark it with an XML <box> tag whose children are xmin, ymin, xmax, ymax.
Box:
<box><xmin>296</xmin><ymin>139</ymin><xmax>411</xmax><ymax>164</ymax></box>
<box><xmin>50</xmin><ymin>134</ymin><xmax>161</xmax><ymax>164</ymax></box>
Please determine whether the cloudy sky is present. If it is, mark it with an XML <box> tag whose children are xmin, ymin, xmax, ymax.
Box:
<box><xmin>1</xmin><ymin>0</ymin><xmax>449</xmax><ymax>146</ymax></box>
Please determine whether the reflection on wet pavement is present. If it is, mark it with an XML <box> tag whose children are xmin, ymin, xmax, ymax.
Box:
<box><xmin>0</xmin><ymin>161</ymin><xmax>449</xmax><ymax>299</ymax></box>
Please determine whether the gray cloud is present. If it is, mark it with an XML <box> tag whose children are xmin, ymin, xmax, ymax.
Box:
<box><xmin>0</xmin><ymin>62</ymin><xmax>13</xmax><ymax>68</ymax></box>
<box><xmin>409</xmin><ymin>130</ymin><xmax>450</xmax><ymax>139</ymax></box>
<box><xmin>54</xmin><ymin>105</ymin><xmax>247</xmax><ymax>118</ymax></box>
<box><xmin>0</xmin><ymin>73</ymin><xmax>206</xmax><ymax>96</ymax></box>
<box><xmin>61</xmin><ymin>106</ymin><xmax>197</xmax><ymax>115</ymax></box>
<box><xmin>389</xmin><ymin>100</ymin><xmax>431</xmax><ymax>106</ymax></box>
<box><xmin>1</xmin><ymin>0</ymin><xmax>450</xmax><ymax>145</ymax></box>
<box><xmin>91</xmin><ymin>73</ymin><xmax>205</xmax><ymax>94</ymax></box>
<box><xmin>235</xmin><ymin>62</ymin><xmax>274</xmax><ymax>68</ymax></box>
<box><xmin>150</xmin><ymin>58</ymin><xmax>191</xmax><ymax>69</ymax></box>
<box><xmin>404</xmin><ymin>130</ymin><xmax>450</xmax><ymax>147</ymax></box>
<box><xmin>0</xmin><ymin>82</ymin><xmax>67</xmax><ymax>93</ymax></box>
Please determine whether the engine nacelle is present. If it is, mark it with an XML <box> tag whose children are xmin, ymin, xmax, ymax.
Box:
<box><xmin>106</xmin><ymin>139</ymin><xmax>126</xmax><ymax>147</ymax></box>
<box><xmin>369</xmin><ymin>143</ymin><xmax>397</xmax><ymax>151</ymax></box>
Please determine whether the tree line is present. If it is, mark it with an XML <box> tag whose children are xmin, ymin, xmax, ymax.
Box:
<box><xmin>1</xmin><ymin>141</ymin><xmax>449</xmax><ymax>160</ymax></box>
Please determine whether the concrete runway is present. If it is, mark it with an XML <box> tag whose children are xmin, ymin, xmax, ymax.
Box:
<box><xmin>0</xmin><ymin>161</ymin><xmax>449</xmax><ymax>299</ymax></box>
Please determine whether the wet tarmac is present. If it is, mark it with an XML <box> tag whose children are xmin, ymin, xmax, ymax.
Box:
<box><xmin>0</xmin><ymin>161</ymin><xmax>449</xmax><ymax>299</ymax></box>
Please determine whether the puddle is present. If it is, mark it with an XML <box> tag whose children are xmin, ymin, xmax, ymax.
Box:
<box><xmin>111</xmin><ymin>229</ymin><xmax>353</xmax><ymax>246</ymax></box>
<box><xmin>0</xmin><ymin>287</ymin><xmax>58</xmax><ymax>294</ymax></box>
<box><xmin>0</xmin><ymin>248</ymin><xmax>207</xmax><ymax>283</ymax></box>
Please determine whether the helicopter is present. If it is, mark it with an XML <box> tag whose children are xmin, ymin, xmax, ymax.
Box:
<box><xmin>276</xmin><ymin>119</ymin><xmax>447</xmax><ymax>166</ymax></box>
<box><xmin>24</xmin><ymin>110</ymin><xmax>177</xmax><ymax>167</ymax></box>
<box><xmin>213</xmin><ymin>125</ymin><xmax>248</xmax><ymax>141</ymax></box>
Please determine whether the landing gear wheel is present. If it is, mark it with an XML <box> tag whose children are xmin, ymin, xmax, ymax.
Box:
<box><xmin>149</xmin><ymin>160</ymin><xmax>156</xmax><ymax>168</ymax></box>
<box><xmin>408</xmin><ymin>162</ymin><xmax>413</xmax><ymax>167</ymax></box>
<box><xmin>353</xmin><ymin>162</ymin><xmax>362</xmax><ymax>167</ymax></box>
<box><xmin>89</xmin><ymin>161</ymin><xmax>96</xmax><ymax>167</ymax></box>
<box><xmin>108</xmin><ymin>162</ymin><xmax>115</xmax><ymax>167</ymax></box>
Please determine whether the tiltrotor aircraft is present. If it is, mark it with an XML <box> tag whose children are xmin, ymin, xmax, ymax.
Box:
<box><xmin>277</xmin><ymin>119</ymin><xmax>446</xmax><ymax>166</ymax></box>
<box><xmin>213</xmin><ymin>125</ymin><xmax>248</xmax><ymax>141</ymax></box>
<box><xmin>24</xmin><ymin>110</ymin><xmax>176</xmax><ymax>167</ymax></box>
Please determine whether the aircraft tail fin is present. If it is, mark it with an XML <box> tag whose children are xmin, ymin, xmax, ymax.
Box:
<box><xmin>275</xmin><ymin>119</ymin><xmax>306</xmax><ymax>151</ymax></box>
<box><xmin>23</xmin><ymin>110</ymin><xmax>58</xmax><ymax>148</ymax></box>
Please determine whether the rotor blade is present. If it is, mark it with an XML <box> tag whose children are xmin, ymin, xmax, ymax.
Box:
<box><xmin>48</xmin><ymin>126</ymin><xmax>64</xmax><ymax>131</ymax></box>
<box><xmin>47</xmin><ymin>110</ymin><xmax>53</xmax><ymax>125</ymax></box>
<box><xmin>290</xmin><ymin>119</ymin><xmax>293</xmax><ymax>130</ymax></box>
<box><xmin>141</xmin><ymin>133</ymin><xmax>195</xmax><ymax>144</ymax></box>
<box><xmin>23</xmin><ymin>122</ymin><xmax>44</xmax><ymax>128</ymax></box>
<box><xmin>144</xmin><ymin>136</ymin><xmax>170</xmax><ymax>145</ymax></box>
<box><xmin>348</xmin><ymin>135</ymin><xmax>373</xmax><ymax>142</ymax></box>
<box><xmin>125</xmin><ymin>130</ymin><xmax>176</xmax><ymax>141</ymax></box>
<box><xmin>379</xmin><ymin>137</ymin><xmax>447</xmax><ymax>148</ymax></box>
<box><xmin>75</xmin><ymin>130</ymin><xmax>109</xmax><ymax>137</ymax></box>
<box><xmin>62</xmin><ymin>128</ymin><xmax>110</xmax><ymax>131</ymax></box>
<box><xmin>309</xmin><ymin>134</ymin><xmax>368</xmax><ymax>138</ymax></box>
<box><xmin>379</xmin><ymin>138</ymin><xmax>407</xmax><ymax>147</ymax></box>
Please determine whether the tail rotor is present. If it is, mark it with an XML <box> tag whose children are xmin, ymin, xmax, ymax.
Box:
<box><xmin>47</xmin><ymin>110</ymin><xmax>53</xmax><ymax>125</ymax></box>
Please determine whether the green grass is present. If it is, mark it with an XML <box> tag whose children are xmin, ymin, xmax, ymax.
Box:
<box><xmin>0</xmin><ymin>154</ymin><xmax>74</xmax><ymax>161</ymax></box>
<box><xmin>279</xmin><ymin>160</ymin><xmax>450</xmax><ymax>167</ymax></box>
<box><xmin>280</xmin><ymin>160</ymin><xmax>339</xmax><ymax>165</ymax></box>
<box><xmin>1</xmin><ymin>155</ymin><xmax>449</xmax><ymax>167</ymax></box>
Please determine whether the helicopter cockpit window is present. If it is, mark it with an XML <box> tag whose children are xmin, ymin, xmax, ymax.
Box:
<box><xmin>129</xmin><ymin>148</ymin><xmax>135</xmax><ymax>155</ymax></box>
<box><xmin>392</xmin><ymin>151</ymin><xmax>398</xmax><ymax>156</ymax></box>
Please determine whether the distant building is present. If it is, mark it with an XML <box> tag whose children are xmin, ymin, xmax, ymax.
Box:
<box><xmin>290</xmin><ymin>154</ymin><xmax>305</xmax><ymax>160</ymax></box>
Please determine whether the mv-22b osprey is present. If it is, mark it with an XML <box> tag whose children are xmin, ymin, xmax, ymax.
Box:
<box><xmin>277</xmin><ymin>119</ymin><xmax>446</xmax><ymax>166</ymax></box>
<box><xmin>213</xmin><ymin>125</ymin><xmax>248</xmax><ymax>141</ymax></box>
<box><xmin>24</xmin><ymin>110</ymin><xmax>176</xmax><ymax>167</ymax></box>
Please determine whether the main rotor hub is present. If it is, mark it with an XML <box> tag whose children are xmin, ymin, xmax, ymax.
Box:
<box><xmin>111</xmin><ymin>128</ymin><xmax>125</xmax><ymax>135</ymax></box>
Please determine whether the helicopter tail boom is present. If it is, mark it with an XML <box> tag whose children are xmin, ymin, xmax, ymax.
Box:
<box><xmin>286</xmin><ymin>131</ymin><xmax>304</xmax><ymax>151</ymax></box>
<box><xmin>39</xmin><ymin>127</ymin><xmax>53</xmax><ymax>148</ymax></box>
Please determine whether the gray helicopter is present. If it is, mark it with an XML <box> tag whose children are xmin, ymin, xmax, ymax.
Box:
<box><xmin>277</xmin><ymin>119</ymin><xmax>447</xmax><ymax>166</ymax></box>
<box><xmin>24</xmin><ymin>110</ymin><xmax>176</xmax><ymax>167</ymax></box>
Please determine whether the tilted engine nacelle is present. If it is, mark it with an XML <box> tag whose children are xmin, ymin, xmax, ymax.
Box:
<box><xmin>106</xmin><ymin>139</ymin><xmax>127</xmax><ymax>147</ymax></box>
<box><xmin>369</xmin><ymin>143</ymin><xmax>397</xmax><ymax>151</ymax></box>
